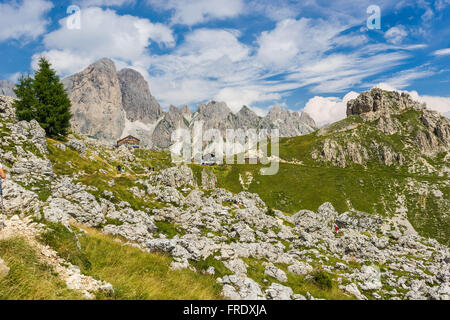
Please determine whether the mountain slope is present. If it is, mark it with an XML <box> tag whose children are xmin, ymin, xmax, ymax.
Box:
<box><xmin>202</xmin><ymin>89</ymin><xmax>450</xmax><ymax>245</ymax></box>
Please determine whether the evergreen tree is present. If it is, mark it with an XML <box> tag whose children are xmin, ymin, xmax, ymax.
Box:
<box><xmin>13</xmin><ymin>74</ymin><xmax>37</xmax><ymax>121</ymax></box>
<box><xmin>13</xmin><ymin>57</ymin><xmax>72</xmax><ymax>138</ymax></box>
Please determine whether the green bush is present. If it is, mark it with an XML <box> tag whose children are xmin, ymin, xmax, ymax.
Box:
<box><xmin>312</xmin><ymin>270</ymin><xmax>333</xmax><ymax>290</ymax></box>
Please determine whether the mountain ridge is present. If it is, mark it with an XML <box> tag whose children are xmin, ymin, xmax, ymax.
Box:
<box><xmin>61</xmin><ymin>58</ymin><xmax>317</xmax><ymax>148</ymax></box>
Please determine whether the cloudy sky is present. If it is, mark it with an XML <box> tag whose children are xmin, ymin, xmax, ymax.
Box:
<box><xmin>0</xmin><ymin>0</ymin><xmax>449</xmax><ymax>125</ymax></box>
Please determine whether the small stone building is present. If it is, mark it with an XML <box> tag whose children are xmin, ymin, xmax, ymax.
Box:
<box><xmin>116</xmin><ymin>135</ymin><xmax>140</xmax><ymax>148</ymax></box>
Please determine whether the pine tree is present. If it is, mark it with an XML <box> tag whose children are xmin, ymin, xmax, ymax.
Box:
<box><xmin>13</xmin><ymin>57</ymin><xmax>72</xmax><ymax>138</ymax></box>
<box><xmin>33</xmin><ymin>57</ymin><xmax>72</xmax><ymax>137</ymax></box>
<box><xmin>13</xmin><ymin>74</ymin><xmax>38</xmax><ymax>121</ymax></box>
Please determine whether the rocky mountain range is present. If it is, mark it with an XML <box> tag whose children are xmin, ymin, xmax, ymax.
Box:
<box><xmin>61</xmin><ymin>58</ymin><xmax>316</xmax><ymax>148</ymax></box>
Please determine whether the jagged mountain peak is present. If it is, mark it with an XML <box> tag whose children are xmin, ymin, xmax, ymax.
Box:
<box><xmin>118</xmin><ymin>67</ymin><xmax>162</xmax><ymax>123</ymax></box>
<box><xmin>237</xmin><ymin>105</ymin><xmax>258</xmax><ymax>118</ymax></box>
<box><xmin>347</xmin><ymin>88</ymin><xmax>424</xmax><ymax>119</ymax></box>
<box><xmin>196</xmin><ymin>101</ymin><xmax>232</xmax><ymax>120</ymax></box>
<box><xmin>90</xmin><ymin>57</ymin><xmax>117</xmax><ymax>73</ymax></box>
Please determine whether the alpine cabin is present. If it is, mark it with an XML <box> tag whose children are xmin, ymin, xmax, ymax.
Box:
<box><xmin>117</xmin><ymin>135</ymin><xmax>140</xmax><ymax>148</ymax></box>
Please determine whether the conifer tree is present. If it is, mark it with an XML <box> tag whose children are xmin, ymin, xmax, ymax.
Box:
<box><xmin>13</xmin><ymin>57</ymin><xmax>72</xmax><ymax>138</ymax></box>
<box><xmin>13</xmin><ymin>74</ymin><xmax>37</xmax><ymax>122</ymax></box>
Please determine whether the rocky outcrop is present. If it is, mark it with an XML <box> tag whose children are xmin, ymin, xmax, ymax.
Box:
<box><xmin>416</xmin><ymin>109</ymin><xmax>450</xmax><ymax>155</ymax></box>
<box><xmin>313</xmin><ymin>89</ymin><xmax>449</xmax><ymax>169</ymax></box>
<box><xmin>347</xmin><ymin>88</ymin><xmax>423</xmax><ymax>119</ymax></box>
<box><xmin>63</xmin><ymin>58</ymin><xmax>126</xmax><ymax>142</ymax></box>
<box><xmin>220</xmin><ymin>275</ymin><xmax>266</xmax><ymax>300</ymax></box>
<box><xmin>150</xmin><ymin>165</ymin><xmax>196</xmax><ymax>188</ymax></box>
<box><xmin>0</xmin><ymin>95</ymin><xmax>16</xmax><ymax>121</ymax></box>
<box><xmin>201</xmin><ymin>169</ymin><xmax>217</xmax><ymax>189</ymax></box>
<box><xmin>152</xmin><ymin>105</ymin><xmax>190</xmax><ymax>148</ymax></box>
<box><xmin>311</xmin><ymin>139</ymin><xmax>370</xmax><ymax>168</ymax></box>
<box><xmin>118</xmin><ymin>68</ymin><xmax>162</xmax><ymax>123</ymax></box>
<box><xmin>0</xmin><ymin>80</ymin><xmax>16</xmax><ymax>98</ymax></box>
<box><xmin>66</xmin><ymin>138</ymin><xmax>86</xmax><ymax>155</ymax></box>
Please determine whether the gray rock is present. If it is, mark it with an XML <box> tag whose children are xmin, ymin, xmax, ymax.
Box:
<box><xmin>66</xmin><ymin>138</ymin><xmax>86</xmax><ymax>155</ymax></box>
<box><xmin>221</xmin><ymin>274</ymin><xmax>265</xmax><ymax>300</ymax></box>
<box><xmin>118</xmin><ymin>68</ymin><xmax>162</xmax><ymax>123</ymax></box>
<box><xmin>287</xmin><ymin>261</ymin><xmax>313</xmax><ymax>275</ymax></box>
<box><xmin>206</xmin><ymin>266</ymin><xmax>215</xmax><ymax>275</ymax></box>
<box><xmin>201</xmin><ymin>169</ymin><xmax>217</xmax><ymax>190</ymax></box>
<box><xmin>0</xmin><ymin>258</ymin><xmax>10</xmax><ymax>279</ymax></box>
<box><xmin>265</xmin><ymin>283</ymin><xmax>293</xmax><ymax>300</ymax></box>
<box><xmin>336</xmin><ymin>211</ymin><xmax>384</xmax><ymax>233</ymax></box>
<box><xmin>340</xmin><ymin>283</ymin><xmax>367</xmax><ymax>300</ymax></box>
<box><xmin>0</xmin><ymin>95</ymin><xmax>16</xmax><ymax>121</ymax></box>
<box><xmin>150</xmin><ymin>165</ymin><xmax>196</xmax><ymax>188</ymax></box>
<box><xmin>264</xmin><ymin>263</ymin><xmax>288</xmax><ymax>282</ymax></box>
<box><xmin>224</xmin><ymin>258</ymin><xmax>247</xmax><ymax>276</ymax></box>
<box><xmin>0</xmin><ymin>81</ymin><xmax>16</xmax><ymax>98</ymax></box>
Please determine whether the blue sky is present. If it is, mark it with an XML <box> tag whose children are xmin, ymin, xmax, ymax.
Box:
<box><xmin>0</xmin><ymin>0</ymin><xmax>449</xmax><ymax>124</ymax></box>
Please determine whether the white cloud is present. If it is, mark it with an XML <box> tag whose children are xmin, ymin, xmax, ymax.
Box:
<box><xmin>144</xmin><ymin>15</ymin><xmax>421</xmax><ymax>111</ymax></box>
<box><xmin>246</xmin><ymin>0</ymin><xmax>301</xmax><ymax>21</ymax></box>
<box><xmin>33</xmin><ymin>7</ymin><xmax>174</xmax><ymax>76</ymax></box>
<box><xmin>303</xmin><ymin>92</ymin><xmax>359</xmax><ymax>126</ymax></box>
<box><xmin>146</xmin><ymin>28</ymin><xmax>256</xmax><ymax>107</ymax></box>
<box><xmin>371</xmin><ymin>68</ymin><xmax>435</xmax><ymax>89</ymax></box>
<box><xmin>256</xmin><ymin>18</ymin><xmax>344</xmax><ymax>68</ymax></box>
<box><xmin>0</xmin><ymin>0</ymin><xmax>53</xmax><ymax>42</ymax></box>
<box><xmin>176</xmin><ymin>29</ymin><xmax>249</xmax><ymax>63</ymax></box>
<box><xmin>79</xmin><ymin>0</ymin><xmax>135</xmax><ymax>7</ymax></box>
<box><xmin>147</xmin><ymin>0</ymin><xmax>244</xmax><ymax>26</ymax></box>
<box><xmin>215</xmin><ymin>87</ymin><xmax>282</xmax><ymax>113</ymax></box>
<box><xmin>376</xmin><ymin>83</ymin><xmax>450</xmax><ymax>117</ymax></box>
<box><xmin>384</xmin><ymin>25</ymin><xmax>408</xmax><ymax>44</ymax></box>
<box><xmin>433</xmin><ymin>48</ymin><xmax>450</xmax><ymax>56</ymax></box>
<box><xmin>435</xmin><ymin>0</ymin><xmax>450</xmax><ymax>10</ymax></box>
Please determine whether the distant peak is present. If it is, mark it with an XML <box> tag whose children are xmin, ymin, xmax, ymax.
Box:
<box><xmin>237</xmin><ymin>105</ymin><xmax>258</xmax><ymax>118</ymax></box>
<box><xmin>93</xmin><ymin>57</ymin><xmax>115</xmax><ymax>66</ymax></box>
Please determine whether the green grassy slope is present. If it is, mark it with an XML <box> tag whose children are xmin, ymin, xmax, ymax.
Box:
<box><xmin>39</xmin><ymin>222</ymin><xmax>224</xmax><ymax>300</ymax></box>
<box><xmin>194</xmin><ymin>108</ymin><xmax>449</xmax><ymax>245</ymax></box>
<box><xmin>0</xmin><ymin>238</ymin><xmax>84</xmax><ymax>300</ymax></box>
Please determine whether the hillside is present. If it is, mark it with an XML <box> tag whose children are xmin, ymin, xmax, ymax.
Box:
<box><xmin>202</xmin><ymin>89</ymin><xmax>449</xmax><ymax>245</ymax></box>
<box><xmin>0</xmin><ymin>90</ymin><xmax>449</xmax><ymax>301</ymax></box>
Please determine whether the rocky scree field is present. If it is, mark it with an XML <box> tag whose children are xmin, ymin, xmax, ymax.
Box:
<box><xmin>0</xmin><ymin>90</ymin><xmax>449</xmax><ymax>300</ymax></box>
